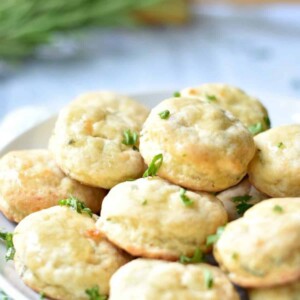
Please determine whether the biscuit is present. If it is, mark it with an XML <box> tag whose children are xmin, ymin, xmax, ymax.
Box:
<box><xmin>248</xmin><ymin>124</ymin><xmax>300</xmax><ymax>197</ymax></box>
<box><xmin>249</xmin><ymin>280</ymin><xmax>300</xmax><ymax>300</ymax></box>
<box><xmin>49</xmin><ymin>91</ymin><xmax>149</xmax><ymax>189</ymax></box>
<box><xmin>13</xmin><ymin>206</ymin><xmax>130</xmax><ymax>300</ymax></box>
<box><xmin>217</xmin><ymin>177</ymin><xmax>268</xmax><ymax>220</ymax></box>
<box><xmin>0</xmin><ymin>150</ymin><xmax>105</xmax><ymax>223</ymax></box>
<box><xmin>109</xmin><ymin>259</ymin><xmax>240</xmax><ymax>300</ymax></box>
<box><xmin>96</xmin><ymin>177</ymin><xmax>227</xmax><ymax>260</ymax></box>
<box><xmin>139</xmin><ymin>97</ymin><xmax>256</xmax><ymax>192</ymax></box>
<box><xmin>214</xmin><ymin>198</ymin><xmax>300</xmax><ymax>288</ymax></box>
<box><xmin>180</xmin><ymin>83</ymin><xmax>270</xmax><ymax>133</ymax></box>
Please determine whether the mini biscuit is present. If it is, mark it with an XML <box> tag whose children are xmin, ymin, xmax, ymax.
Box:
<box><xmin>109</xmin><ymin>259</ymin><xmax>240</xmax><ymax>300</ymax></box>
<box><xmin>217</xmin><ymin>177</ymin><xmax>268</xmax><ymax>220</ymax></box>
<box><xmin>13</xmin><ymin>206</ymin><xmax>130</xmax><ymax>300</ymax></box>
<box><xmin>49</xmin><ymin>91</ymin><xmax>149</xmax><ymax>189</ymax></box>
<box><xmin>180</xmin><ymin>83</ymin><xmax>270</xmax><ymax>133</ymax></box>
<box><xmin>248</xmin><ymin>124</ymin><xmax>300</xmax><ymax>197</ymax></box>
<box><xmin>139</xmin><ymin>97</ymin><xmax>256</xmax><ymax>192</ymax></box>
<box><xmin>214</xmin><ymin>198</ymin><xmax>300</xmax><ymax>288</ymax></box>
<box><xmin>249</xmin><ymin>280</ymin><xmax>300</xmax><ymax>300</ymax></box>
<box><xmin>0</xmin><ymin>150</ymin><xmax>105</xmax><ymax>223</ymax></box>
<box><xmin>96</xmin><ymin>177</ymin><xmax>227</xmax><ymax>260</ymax></box>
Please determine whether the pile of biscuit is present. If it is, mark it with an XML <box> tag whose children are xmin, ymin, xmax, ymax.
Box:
<box><xmin>0</xmin><ymin>84</ymin><xmax>299</xmax><ymax>300</ymax></box>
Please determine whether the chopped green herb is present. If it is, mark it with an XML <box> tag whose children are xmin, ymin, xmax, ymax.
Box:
<box><xmin>273</xmin><ymin>205</ymin><xmax>284</xmax><ymax>213</ymax></box>
<box><xmin>206</xmin><ymin>94</ymin><xmax>217</xmax><ymax>102</ymax></box>
<box><xmin>277</xmin><ymin>142</ymin><xmax>285</xmax><ymax>149</ymax></box>
<box><xmin>232</xmin><ymin>252</ymin><xmax>239</xmax><ymax>260</ymax></box>
<box><xmin>264</xmin><ymin>116</ymin><xmax>271</xmax><ymax>128</ymax></box>
<box><xmin>173</xmin><ymin>91</ymin><xmax>181</xmax><ymax>97</ymax></box>
<box><xmin>232</xmin><ymin>195</ymin><xmax>253</xmax><ymax>215</ymax></box>
<box><xmin>0</xmin><ymin>231</ymin><xmax>15</xmax><ymax>261</ymax></box>
<box><xmin>39</xmin><ymin>292</ymin><xmax>46</xmax><ymax>300</ymax></box>
<box><xmin>85</xmin><ymin>286</ymin><xmax>107</xmax><ymax>300</ymax></box>
<box><xmin>180</xmin><ymin>188</ymin><xmax>194</xmax><ymax>206</ymax></box>
<box><xmin>158</xmin><ymin>110</ymin><xmax>170</xmax><ymax>120</ymax></box>
<box><xmin>68</xmin><ymin>139</ymin><xmax>76</xmax><ymax>145</ymax></box>
<box><xmin>179</xmin><ymin>248</ymin><xmax>203</xmax><ymax>264</ymax></box>
<box><xmin>59</xmin><ymin>196</ymin><xmax>92</xmax><ymax>217</ymax></box>
<box><xmin>206</xmin><ymin>226</ymin><xmax>225</xmax><ymax>246</ymax></box>
<box><xmin>0</xmin><ymin>290</ymin><xmax>10</xmax><ymax>300</ymax></box>
<box><xmin>122</xmin><ymin>129</ymin><xmax>139</xmax><ymax>149</ymax></box>
<box><xmin>248</xmin><ymin>122</ymin><xmax>263</xmax><ymax>135</ymax></box>
<box><xmin>143</xmin><ymin>154</ymin><xmax>163</xmax><ymax>177</ymax></box>
<box><xmin>142</xmin><ymin>199</ymin><xmax>148</xmax><ymax>206</ymax></box>
<box><xmin>204</xmin><ymin>270</ymin><xmax>214</xmax><ymax>289</ymax></box>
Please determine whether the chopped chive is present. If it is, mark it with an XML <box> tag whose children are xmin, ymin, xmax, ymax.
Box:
<box><xmin>59</xmin><ymin>196</ymin><xmax>92</xmax><ymax>217</ymax></box>
<box><xmin>206</xmin><ymin>226</ymin><xmax>225</xmax><ymax>246</ymax></box>
<box><xmin>143</xmin><ymin>154</ymin><xmax>163</xmax><ymax>177</ymax></box>
<box><xmin>180</xmin><ymin>188</ymin><xmax>194</xmax><ymax>206</ymax></box>
<box><xmin>158</xmin><ymin>110</ymin><xmax>170</xmax><ymax>120</ymax></box>
<box><xmin>273</xmin><ymin>205</ymin><xmax>284</xmax><ymax>213</ymax></box>
<box><xmin>179</xmin><ymin>248</ymin><xmax>203</xmax><ymax>264</ymax></box>
<box><xmin>173</xmin><ymin>91</ymin><xmax>181</xmax><ymax>97</ymax></box>
<box><xmin>204</xmin><ymin>270</ymin><xmax>214</xmax><ymax>289</ymax></box>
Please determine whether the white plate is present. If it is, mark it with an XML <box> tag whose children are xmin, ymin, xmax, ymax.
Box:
<box><xmin>0</xmin><ymin>90</ymin><xmax>299</xmax><ymax>299</ymax></box>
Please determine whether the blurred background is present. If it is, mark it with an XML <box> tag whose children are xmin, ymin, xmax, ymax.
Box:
<box><xmin>0</xmin><ymin>0</ymin><xmax>300</xmax><ymax>146</ymax></box>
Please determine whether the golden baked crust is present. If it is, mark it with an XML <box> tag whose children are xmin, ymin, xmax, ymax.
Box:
<box><xmin>49</xmin><ymin>91</ymin><xmax>149</xmax><ymax>189</ymax></box>
<box><xmin>139</xmin><ymin>97</ymin><xmax>256</xmax><ymax>192</ymax></box>
<box><xmin>109</xmin><ymin>259</ymin><xmax>240</xmax><ymax>300</ymax></box>
<box><xmin>217</xmin><ymin>177</ymin><xmax>268</xmax><ymax>220</ymax></box>
<box><xmin>96</xmin><ymin>177</ymin><xmax>227</xmax><ymax>260</ymax></box>
<box><xmin>0</xmin><ymin>149</ymin><xmax>105</xmax><ymax>223</ymax></box>
<box><xmin>249</xmin><ymin>280</ymin><xmax>300</xmax><ymax>300</ymax></box>
<box><xmin>13</xmin><ymin>206</ymin><xmax>130</xmax><ymax>300</ymax></box>
<box><xmin>181</xmin><ymin>83</ymin><xmax>270</xmax><ymax>132</ymax></box>
<box><xmin>248</xmin><ymin>124</ymin><xmax>300</xmax><ymax>197</ymax></box>
<box><xmin>214</xmin><ymin>198</ymin><xmax>300</xmax><ymax>288</ymax></box>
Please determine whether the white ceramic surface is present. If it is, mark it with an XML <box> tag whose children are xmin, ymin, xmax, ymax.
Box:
<box><xmin>0</xmin><ymin>90</ymin><xmax>299</xmax><ymax>299</ymax></box>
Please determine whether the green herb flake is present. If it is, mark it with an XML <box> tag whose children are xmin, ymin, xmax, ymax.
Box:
<box><xmin>206</xmin><ymin>94</ymin><xmax>217</xmax><ymax>102</ymax></box>
<box><xmin>39</xmin><ymin>292</ymin><xmax>46</xmax><ymax>300</ymax></box>
<box><xmin>68</xmin><ymin>139</ymin><xmax>76</xmax><ymax>145</ymax></box>
<box><xmin>204</xmin><ymin>270</ymin><xmax>214</xmax><ymax>289</ymax></box>
<box><xmin>0</xmin><ymin>289</ymin><xmax>10</xmax><ymax>300</ymax></box>
<box><xmin>143</xmin><ymin>154</ymin><xmax>163</xmax><ymax>177</ymax></box>
<box><xmin>158</xmin><ymin>110</ymin><xmax>170</xmax><ymax>120</ymax></box>
<box><xmin>264</xmin><ymin>116</ymin><xmax>271</xmax><ymax>128</ymax></box>
<box><xmin>173</xmin><ymin>91</ymin><xmax>181</xmax><ymax>97</ymax></box>
<box><xmin>206</xmin><ymin>226</ymin><xmax>225</xmax><ymax>246</ymax></box>
<box><xmin>232</xmin><ymin>195</ymin><xmax>253</xmax><ymax>215</ymax></box>
<box><xmin>273</xmin><ymin>205</ymin><xmax>284</xmax><ymax>213</ymax></box>
<box><xmin>59</xmin><ymin>196</ymin><xmax>92</xmax><ymax>217</ymax></box>
<box><xmin>85</xmin><ymin>286</ymin><xmax>107</xmax><ymax>300</ymax></box>
<box><xmin>232</xmin><ymin>252</ymin><xmax>239</xmax><ymax>260</ymax></box>
<box><xmin>277</xmin><ymin>142</ymin><xmax>285</xmax><ymax>149</ymax></box>
<box><xmin>248</xmin><ymin>122</ymin><xmax>263</xmax><ymax>135</ymax></box>
<box><xmin>142</xmin><ymin>199</ymin><xmax>148</xmax><ymax>206</ymax></box>
<box><xmin>0</xmin><ymin>231</ymin><xmax>15</xmax><ymax>261</ymax></box>
<box><xmin>180</xmin><ymin>188</ymin><xmax>194</xmax><ymax>207</ymax></box>
<box><xmin>122</xmin><ymin>129</ymin><xmax>139</xmax><ymax>149</ymax></box>
<box><xmin>179</xmin><ymin>248</ymin><xmax>203</xmax><ymax>264</ymax></box>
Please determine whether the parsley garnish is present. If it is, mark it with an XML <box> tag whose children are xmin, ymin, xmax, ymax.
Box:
<box><xmin>277</xmin><ymin>142</ymin><xmax>285</xmax><ymax>149</ymax></box>
<box><xmin>232</xmin><ymin>195</ymin><xmax>253</xmax><ymax>215</ymax></box>
<box><xmin>143</xmin><ymin>154</ymin><xmax>163</xmax><ymax>177</ymax></box>
<box><xmin>273</xmin><ymin>205</ymin><xmax>284</xmax><ymax>213</ymax></box>
<box><xmin>122</xmin><ymin>129</ymin><xmax>139</xmax><ymax>150</ymax></box>
<box><xmin>59</xmin><ymin>196</ymin><xmax>92</xmax><ymax>217</ymax></box>
<box><xmin>204</xmin><ymin>270</ymin><xmax>214</xmax><ymax>289</ymax></box>
<box><xmin>0</xmin><ymin>231</ymin><xmax>15</xmax><ymax>261</ymax></box>
<box><xmin>180</xmin><ymin>188</ymin><xmax>194</xmax><ymax>206</ymax></box>
<box><xmin>264</xmin><ymin>116</ymin><xmax>271</xmax><ymax>128</ymax></box>
<box><xmin>248</xmin><ymin>122</ymin><xmax>263</xmax><ymax>135</ymax></box>
<box><xmin>85</xmin><ymin>286</ymin><xmax>107</xmax><ymax>300</ymax></box>
<box><xmin>0</xmin><ymin>289</ymin><xmax>11</xmax><ymax>300</ymax></box>
<box><xmin>206</xmin><ymin>94</ymin><xmax>217</xmax><ymax>102</ymax></box>
<box><xmin>179</xmin><ymin>248</ymin><xmax>203</xmax><ymax>264</ymax></box>
<box><xmin>173</xmin><ymin>91</ymin><xmax>181</xmax><ymax>97</ymax></box>
<box><xmin>158</xmin><ymin>110</ymin><xmax>170</xmax><ymax>120</ymax></box>
<box><xmin>206</xmin><ymin>226</ymin><xmax>225</xmax><ymax>246</ymax></box>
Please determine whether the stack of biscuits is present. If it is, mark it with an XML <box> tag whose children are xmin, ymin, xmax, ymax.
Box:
<box><xmin>0</xmin><ymin>85</ymin><xmax>299</xmax><ymax>300</ymax></box>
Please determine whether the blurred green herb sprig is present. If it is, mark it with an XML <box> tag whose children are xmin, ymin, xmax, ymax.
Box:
<box><xmin>0</xmin><ymin>0</ymin><xmax>187</xmax><ymax>60</ymax></box>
